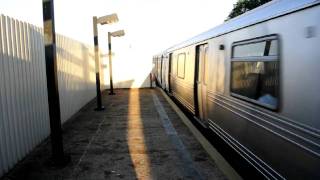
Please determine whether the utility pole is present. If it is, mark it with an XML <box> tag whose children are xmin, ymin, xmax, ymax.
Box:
<box><xmin>42</xmin><ymin>0</ymin><xmax>69</xmax><ymax>166</ymax></box>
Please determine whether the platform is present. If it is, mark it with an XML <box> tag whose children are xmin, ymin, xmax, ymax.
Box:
<box><xmin>2</xmin><ymin>89</ymin><xmax>227</xmax><ymax>180</ymax></box>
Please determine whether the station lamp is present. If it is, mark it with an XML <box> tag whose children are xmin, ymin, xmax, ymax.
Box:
<box><xmin>111</xmin><ymin>30</ymin><xmax>125</xmax><ymax>37</ymax></box>
<box><xmin>97</xmin><ymin>13</ymin><xmax>119</xmax><ymax>25</ymax></box>
<box><xmin>108</xmin><ymin>30</ymin><xmax>125</xmax><ymax>95</ymax></box>
<box><xmin>93</xmin><ymin>13</ymin><xmax>119</xmax><ymax>110</ymax></box>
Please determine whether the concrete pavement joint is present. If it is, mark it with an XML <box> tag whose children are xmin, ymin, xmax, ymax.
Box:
<box><xmin>69</xmin><ymin>105</ymin><xmax>111</xmax><ymax>178</ymax></box>
<box><xmin>152</xmin><ymin>92</ymin><xmax>204</xmax><ymax>180</ymax></box>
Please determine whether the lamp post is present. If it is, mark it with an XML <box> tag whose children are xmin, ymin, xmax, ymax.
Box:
<box><xmin>108</xmin><ymin>30</ymin><xmax>125</xmax><ymax>95</ymax></box>
<box><xmin>42</xmin><ymin>0</ymin><xmax>70</xmax><ymax>166</ymax></box>
<box><xmin>93</xmin><ymin>14</ymin><xmax>118</xmax><ymax>110</ymax></box>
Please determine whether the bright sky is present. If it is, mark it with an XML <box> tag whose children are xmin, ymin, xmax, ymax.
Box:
<box><xmin>0</xmin><ymin>0</ymin><xmax>236</xmax><ymax>52</ymax></box>
<box><xmin>0</xmin><ymin>0</ymin><xmax>237</xmax><ymax>87</ymax></box>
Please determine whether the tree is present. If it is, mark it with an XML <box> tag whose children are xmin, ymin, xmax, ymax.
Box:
<box><xmin>226</xmin><ymin>0</ymin><xmax>272</xmax><ymax>21</ymax></box>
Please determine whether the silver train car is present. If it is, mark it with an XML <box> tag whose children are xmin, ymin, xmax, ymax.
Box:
<box><xmin>152</xmin><ymin>0</ymin><xmax>320</xmax><ymax>179</ymax></box>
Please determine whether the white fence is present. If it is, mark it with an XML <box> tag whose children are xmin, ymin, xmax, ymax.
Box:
<box><xmin>56</xmin><ymin>34</ymin><xmax>96</xmax><ymax>123</ymax></box>
<box><xmin>0</xmin><ymin>15</ymin><xmax>97</xmax><ymax>177</ymax></box>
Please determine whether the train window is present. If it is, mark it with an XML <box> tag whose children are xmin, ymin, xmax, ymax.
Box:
<box><xmin>233</xmin><ymin>41</ymin><xmax>266</xmax><ymax>58</ymax></box>
<box><xmin>231</xmin><ymin>36</ymin><xmax>279</xmax><ymax>109</ymax></box>
<box><xmin>268</xmin><ymin>40</ymin><xmax>278</xmax><ymax>56</ymax></box>
<box><xmin>177</xmin><ymin>53</ymin><xmax>186</xmax><ymax>79</ymax></box>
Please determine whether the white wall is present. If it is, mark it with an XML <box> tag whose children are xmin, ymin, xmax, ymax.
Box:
<box><xmin>0</xmin><ymin>14</ymin><xmax>97</xmax><ymax>177</ymax></box>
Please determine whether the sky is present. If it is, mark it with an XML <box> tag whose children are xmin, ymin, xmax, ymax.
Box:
<box><xmin>0</xmin><ymin>0</ymin><xmax>237</xmax><ymax>87</ymax></box>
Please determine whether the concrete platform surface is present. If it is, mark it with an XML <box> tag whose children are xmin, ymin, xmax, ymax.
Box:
<box><xmin>1</xmin><ymin>89</ymin><xmax>227</xmax><ymax>180</ymax></box>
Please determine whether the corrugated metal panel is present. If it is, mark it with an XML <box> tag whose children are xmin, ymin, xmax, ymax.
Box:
<box><xmin>56</xmin><ymin>34</ymin><xmax>96</xmax><ymax>123</ymax></box>
<box><xmin>0</xmin><ymin>15</ymin><xmax>97</xmax><ymax>177</ymax></box>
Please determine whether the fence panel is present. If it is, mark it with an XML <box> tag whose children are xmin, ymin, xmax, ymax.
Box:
<box><xmin>0</xmin><ymin>15</ymin><xmax>97</xmax><ymax>177</ymax></box>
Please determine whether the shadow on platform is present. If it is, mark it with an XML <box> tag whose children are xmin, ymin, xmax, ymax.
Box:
<box><xmin>1</xmin><ymin>89</ymin><xmax>226</xmax><ymax>180</ymax></box>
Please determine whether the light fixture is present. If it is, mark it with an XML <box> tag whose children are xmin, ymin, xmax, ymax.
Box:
<box><xmin>97</xmin><ymin>13</ymin><xmax>119</xmax><ymax>25</ymax></box>
<box><xmin>111</xmin><ymin>30</ymin><xmax>125</xmax><ymax>37</ymax></box>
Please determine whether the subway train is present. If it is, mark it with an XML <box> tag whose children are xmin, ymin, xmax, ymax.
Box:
<box><xmin>152</xmin><ymin>0</ymin><xmax>320</xmax><ymax>179</ymax></box>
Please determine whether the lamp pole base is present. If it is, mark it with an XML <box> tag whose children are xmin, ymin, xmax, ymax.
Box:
<box><xmin>94</xmin><ymin>106</ymin><xmax>105</xmax><ymax>111</ymax></box>
<box><xmin>45</xmin><ymin>154</ymin><xmax>71</xmax><ymax>168</ymax></box>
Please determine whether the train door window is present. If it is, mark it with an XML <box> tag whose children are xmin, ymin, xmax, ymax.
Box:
<box><xmin>158</xmin><ymin>57</ymin><xmax>161</xmax><ymax>77</ymax></box>
<box><xmin>171</xmin><ymin>55</ymin><xmax>177</xmax><ymax>76</ymax></box>
<box><xmin>154</xmin><ymin>58</ymin><xmax>156</xmax><ymax>72</ymax></box>
<box><xmin>156</xmin><ymin>58</ymin><xmax>159</xmax><ymax>76</ymax></box>
<box><xmin>177</xmin><ymin>53</ymin><xmax>186</xmax><ymax>79</ymax></box>
<box><xmin>231</xmin><ymin>35</ymin><xmax>279</xmax><ymax>109</ymax></box>
<box><xmin>175</xmin><ymin>55</ymin><xmax>178</xmax><ymax>77</ymax></box>
<box><xmin>203</xmin><ymin>47</ymin><xmax>209</xmax><ymax>85</ymax></box>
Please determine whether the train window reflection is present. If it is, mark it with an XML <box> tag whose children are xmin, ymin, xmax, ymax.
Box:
<box><xmin>231</xmin><ymin>36</ymin><xmax>279</xmax><ymax>109</ymax></box>
<box><xmin>231</xmin><ymin>61</ymin><xmax>279</xmax><ymax>108</ymax></box>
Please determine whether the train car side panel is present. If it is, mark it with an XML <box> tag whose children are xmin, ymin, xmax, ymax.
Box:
<box><xmin>206</xmin><ymin>6</ymin><xmax>320</xmax><ymax>179</ymax></box>
<box><xmin>170</xmin><ymin>47</ymin><xmax>196</xmax><ymax>114</ymax></box>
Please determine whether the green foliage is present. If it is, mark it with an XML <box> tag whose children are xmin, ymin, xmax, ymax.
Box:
<box><xmin>226</xmin><ymin>0</ymin><xmax>272</xmax><ymax>21</ymax></box>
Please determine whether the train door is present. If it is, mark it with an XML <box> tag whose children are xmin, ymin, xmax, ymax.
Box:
<box><xmin>168</xmin><ymin>53</ymin><xmax>173</xmax><ymax>93</ymax></box>
<box><xmin>195</xmin><ymin>44</ymin><xmax>209</xmax><ymax>125</ymax></box>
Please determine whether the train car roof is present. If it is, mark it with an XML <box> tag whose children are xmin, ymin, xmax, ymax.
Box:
<box><xmin>165</xmin><ymin>0</ymin><xmax>320</xmax><ymax>52</ymax></box>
